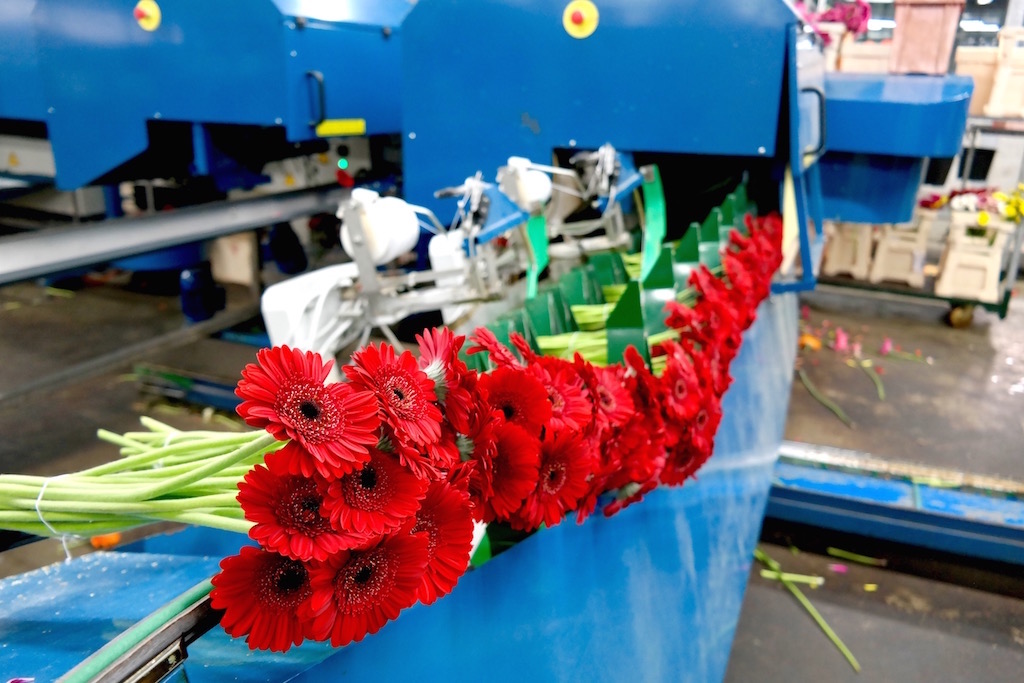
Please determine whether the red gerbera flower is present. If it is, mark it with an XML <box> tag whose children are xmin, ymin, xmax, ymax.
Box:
<box><xmin>526</xmin><ymin>361</ymin><xmax>593</xmax><ymax>433</ymax></box>
<box><xmin>510</xmin><ymin>428</ymin><xmax>592</xmax><ymax>531</ymax></box>
<box><xmin>344</xmin><ymin>342</ymin><xmax>443</xmax><ymax>448</ymax></box>
<box><xmin>660</xmin><ymin>341</ymin><xmax>704</xmax><ymax>426</ymax></box>
<box><xmin>235</xmin><ymin>346</ymin><xmax>381</xmax><ymax>475</ymax></box>
<box><xmin>418</xmin><ymin>328</ymin><xmax>476</xmax><ymax>434</ymax></box>
<box><xmin>481</xmin><ymin>421</ymin><xmax>541</xmax><ymax>522</ymax></box>
<box><xmin>322</xmin><ymin>447</ymin><xmax>428</xmax><ymax>537</ymax></box>
<box><xmin>660</xmin><ymin>397</ymin><xmax>722</xmax><ymax>486</ymax></box>
<box><xmin>210</xmin><ymin>546</ymin><xmax>313</xmax><ymax>652</ymax></box>
<box><xmin>238</xmin><ymin>451</ymin><xmax>348</xmax><ymax>562</ymax></box>
<box><xmin>411</xmin><ymin>480</ymin><xmax>475</xmax><ymax>605</ymax></box>
<box><xmin>478</xmin><ymin>366</ymin><xmax>551</xmax><ymax>436</ymax></box>
<box><xmin>467</xmin><ymin>327</ymin><xmax>521</xmax><ymax>368</ymax></box>
<box><xmin>574</xmin><ymin>358</ymin><xmax>633</xmax><ymax>432</ymax></box>
<box><xmin>304</xmin><ymin>529</ymin><xmax>429</xmax><ymax>647</ymax></box>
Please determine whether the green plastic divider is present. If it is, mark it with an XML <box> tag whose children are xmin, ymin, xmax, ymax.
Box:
<box><xmin>524</xmin><ymin>289</ymin><xmax>577</xmax><ymax>337</ymax></box>
<box><xmin>558</xmin><ymin>267</ymin><xmax>604</xmax><ymax>306</ymax></box>
<box><xmin>673</xmin><ymin>223</ymin><xmax>702</xmax><ymax>289</ymax></box>
<box><xmin>606</xmin><ymin>281</ymin><xmax>649</xmax><ymax>367</ymax></box>
<box><xmin>641</xmin><ymin>249</ymin><xmax>677</xmax><ymax>336</ymax></box>
<box><xmin>639</xmin><ymin>166</ymin><xmax>667</xmax><ymax>282</ymax></box>
<box><xmin>587</xmin><ymin>251</ymin><xmax>629</xmax><ymax>286</ymax></box>
<box><xmin>524</xmin><ymin>214</ymin><xmax>550</xmax><ymax>299</ymax></box>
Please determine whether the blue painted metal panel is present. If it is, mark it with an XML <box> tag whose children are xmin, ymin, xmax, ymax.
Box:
<box><xmin>768</xmin><ymin>463</ymin><xmax>1024</xmax><ymax>565</ymax></box>
<box><xmin>1</xmin><ymin>294</ymin><xmax>799</xmax><ymax>681</ymax></box>
<box><xmin>12</xmin><ymin>0</ymin><xmax>407</xmax><ymax>189</ymax></box>
<box><xmin>819</xmin><ymin>152</ymin><xmax>924</xmax><ymax>223</ymax></box>
<box><xmin>0</xmin><ymin>1</ymin><xmax>46</xmax><ymax>122</ymax></box>
<box><xmin>401</xmin><ymin>0</ymin><xmax>800</xmax><ymax>215</ymax></box>
<box><xmin>0</xmin><ymin>553</ymin><xmax>221</xmax><ymax>681</ymax></box>
<box><xmin>824</xmin><ymin>74</ymin><xmax>972</xmax><ymax>158</ymax></box>
<box><xmin>817</xmin><ymin>74</ymin><xmax>971</xmax><ymax>223</ymax></box>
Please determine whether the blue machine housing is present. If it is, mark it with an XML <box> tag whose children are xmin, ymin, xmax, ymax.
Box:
<box><xmin>818</xmin><ymin>73</ymin><xmax>973</xmax><ymax>224</ymax></box>
<box><xmin>0</xmin><ymin>0</ymin><xmax>409</xmax><ymax>189</ymax></box>
<box><xmin>400</xmin><ymin>0</ymin><xmax>818</xmax><ymax>218</ymax></box>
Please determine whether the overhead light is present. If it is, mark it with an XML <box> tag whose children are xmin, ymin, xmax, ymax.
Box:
<box><xmin>867</xmin><ymin>18</ymin><xmax>897</xmax><ymax>30</ymax></box>
<box><xmin>977</xmin><ymin>0</ymin><xmax>994</xmax><ymax>5</ymax></box>
<box><xmin>960</xmin><ymin>18</ymin><xmax>1000</xmax><ymax>32</ymax></box>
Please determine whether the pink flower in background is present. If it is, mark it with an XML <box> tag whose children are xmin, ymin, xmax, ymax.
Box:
<box><xmin>833</xmin><ymin>328</ymin><xmax>849</xmax><ymax>353</ymax></box>
<box><xmin>880</xmin><ymin>338</ymin><xmax>893</xmax><ymax>356</ymax></box>
<box><xmin>852</xmin><ymin>342</ymin><xmax>863</xmax><ymax>359</ymax></box>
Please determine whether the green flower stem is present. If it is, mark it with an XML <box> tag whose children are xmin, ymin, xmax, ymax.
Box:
<box><xmin>88</xmin><ymin>431</ymin><xmax>261</xmax><ymax>476</ymax></box>
<box><xmin>755</xmin><ymin>549</ymin><xmax>861</xmax><ymax>673</ymax></box>
<box><xmin>150</xmin><ymin>511</ymin><xmax>252</xmax><ymax>534</ymax></box>
<box><xmin>124</xmin><ymin>433</ymin><xmax>277</xmax><ymax>501</ymax></box>
<box><xmin>4</xmin><ymin>492</ymin><xmax>241</xmax><ymax>515</ymax></box>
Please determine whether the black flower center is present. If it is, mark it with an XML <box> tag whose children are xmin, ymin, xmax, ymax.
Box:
<box><xmin>301</xmin><ymin>496</ymin><xmax>320</xmax><ymax>513</ymax></box>
<box><xmin>360</xmin><ymin>466</ymin><xmax>378</xmax><ymax>489</ymax></box>
<box><xmin>597</xmin><ymin>387</ymin><xmax>614</xmax><ymax>409</ymax></box>
<box><xmin>696</xmin><ymin>410</ymin><xmax>708</xmax><ymax>429</ymax></box>
<box><xmin>392</xmin><ymin>387</ymin><xmax>406</xmax><ymax>401</ymax></box>
<box><xmin>299</xmin><ymin>401</ymin><xmax>321</xmax><ymax>420</ymax></box>
<box><xmin>501</xmin><ymin>404</ymin><xmax>515</xmax><ymax>420</ymax></box>
<box><xmin>275</xmin><ymin>564</ymin><xmax>308</xmax><ymax>593</ymax></box>
<box><xmin>354</xmin><ymin>565</ymin><xmax>373</xmax><ymax>584</ymax></box>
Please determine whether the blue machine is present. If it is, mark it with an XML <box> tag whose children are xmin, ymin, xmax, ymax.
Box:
<box><xmin>0</xmin><ymin>0</ymin><xmax>409</xmax><ymax>190</ymax></box>
<box><xmin>0</xmin><ymin>2</ymin><xmax>816</xmax><ymax>680</ymax></box>
<box><xmin>818</xmin><ymin>73</ymin><xmax>973</xmax><ymax>224</ymax></box>
<box><xmin>399</xmin><ymin>0</ymin><xmax>828</xmax><ymax>293</ymax></box>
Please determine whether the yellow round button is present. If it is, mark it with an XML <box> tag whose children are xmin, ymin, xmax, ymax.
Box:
<box><xmin>563</xmin><ymin>0</ymin><xmax>598</xmax><ymax>39</ymax></box>
<box><xmin>133</xmin><ymin>0</ymin><xmax>161</xmax><ymax>32</ymax></box>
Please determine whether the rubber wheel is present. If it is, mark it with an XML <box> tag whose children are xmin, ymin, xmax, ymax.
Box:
<box><xmin>947</xmin><ymin>304</ymin><xmax>975</xmax><ymax>329</ymax></box>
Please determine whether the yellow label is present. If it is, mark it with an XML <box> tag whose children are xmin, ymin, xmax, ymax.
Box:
<box><xmin>562</xmin><ymin>0</ymin><xmax>599</xmax><ymax>39</ymax></box>
<box><xmin>314</xmin><ymin>119</ymin><xmax>367</xmax><ymax>137</ymax></box>
<box><xmin>7</xmin><ymin>152</ymin><xmax>19</xmax><ymax>168</ymax></box>
<box><xmin>134</xmin><ymin>0</ymin><xmax>161</xmax><ymax>32</ymax></box>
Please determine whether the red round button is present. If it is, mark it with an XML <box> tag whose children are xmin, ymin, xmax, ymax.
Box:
<box><xmin>570</xmin><ymin>10</ymin><xmax>584</xmax><ymax>25</ymax></box>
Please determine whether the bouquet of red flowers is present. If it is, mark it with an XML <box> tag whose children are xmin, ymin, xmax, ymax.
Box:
<box><xmin>0</xmin><ymin>213</ymin><xmax>782</xmax><ymax>655</ymax></box>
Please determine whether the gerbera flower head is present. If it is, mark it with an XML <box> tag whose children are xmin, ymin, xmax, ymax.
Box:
<box><xmin>659</xmin><ymin>341</ymin><xmax>703</xmax><ymax>426</ymax></box>
<box><xmin>344</xmin><ymin>342</ymin><xmax>442</xmax><ymax>448</ymax></box>
<box><xmin>238</xmin><ymin>450</ymin><xmax>348</xmax><ymax>562</ymax></box>
<box><xmin>304</xmin><ymin>529</ymin><xmax>429</xmax><ymax>647</ymax></box>
<box><xmin>478</xmin><ymin>366</ymin><xmax>552</xmax><ymax>436</ymax></box>
<box><xmin>481</xmin><ymin>421</ymin><xmax>541</xmax><ymax>522</ymax></box>
<box><xmin>660</xmin><ymin>396</ymin><xmax>722</xmax><ymax>486</ymax></box>
<box><xmin>467</xmin><ymin>327</ymin><xmax>521</xmax><ymax>368</ymax></box>
<box><xmin>412</xmin><ymin>480</ymin><xmax>475</xmax><ymax>605</ymax></box>
<box><xmin>417</xmin><ymin>327</ymin><xmax>468</xmax><ymax>388</ymax></box>
<box><xmin>510</xmin><ymin>428</ymin><xmax>593</xmax><ymax>531</ymax></box>
<box><xmin>527</xmin><ymin>361</ymin><xmax>593</xmax><ymax>433</ymax></box>
<box><xmin>210</xmin><ymin>546</ymin><xmax>313</xmax><ymax>652</ymax></box>
<box><xmin>574</xmin><ymin>357</ymin><xmax>633</xmax><ymax>433</ymax></box>
<box><xmin>235</xmin><ymin>346</ymin><xmax>381</xmax><ymax>473</ymax></box>
<box><xmin>322</xmin><ymin>447</ymin><xmax>428</xmax><ymax>537</ymax></box>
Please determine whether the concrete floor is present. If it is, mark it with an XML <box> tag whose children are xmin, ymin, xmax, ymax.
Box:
<box><xmin>1</xmin><ymin>276</ymin><xmax>1023</xmax><ymax>680</ymax></box>
<box><xmin>785</xmin><ymin>287</ymin><xmax>1024</xmax><ymax>480</ymax></box>
<box><xmin>727</xmin><ymin>542</ymin><xmax>1024</xmax><ymax>683</ymax></box>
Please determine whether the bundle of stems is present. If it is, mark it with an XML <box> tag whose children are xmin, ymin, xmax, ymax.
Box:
<box><xmin>0</xmin><ymin>418</ymin><xmax>279</xmax><ymax>539</ymax></box>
